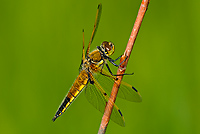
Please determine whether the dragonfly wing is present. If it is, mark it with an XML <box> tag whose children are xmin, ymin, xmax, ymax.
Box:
<box><xmin>85</xmin><ymin>74</ymin><xmax>125</xmax><ymax>127</ymax></box>
<box><xmin>95</xmin><ymin>68</ymin><xmax>142</xmax><ymax>102</ymax></box>
<box><xmin>86</xmin><ymin>3</ymin><xmax>102</xmax><ymax>55</ymax></box>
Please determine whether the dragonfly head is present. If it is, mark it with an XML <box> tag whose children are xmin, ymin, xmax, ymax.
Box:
<box><xmin>100</xmin><ymin>41</ymin><xmax>115</xmax><ymax>56</ymax></box>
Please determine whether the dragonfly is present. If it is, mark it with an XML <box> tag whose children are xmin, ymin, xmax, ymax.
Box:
<box><xmin>52</xmin><ymin>3</ymin><xmax>142</xmax><ymax>127</ymax></box>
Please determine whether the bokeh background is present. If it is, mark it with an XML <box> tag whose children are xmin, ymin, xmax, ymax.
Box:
<box><xmin>1</xmin><ymin>0</ymin><xmax>200</xmax><ymax>134</ymax></box>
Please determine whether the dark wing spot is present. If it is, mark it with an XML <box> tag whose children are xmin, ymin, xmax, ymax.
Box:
<box><xmin>103</xmin><ymin>92</ymin><xmax>107</xmax><ymax>96</ymax></box>
<box><xmin>90</xmin><ymin>80</ymin><xmax>94</xmax><ymax>84</ymax></box>
<box><xmin>118</xmin><ymin>109</ymin><xmax>123</xmax><ymax>117</ymax></box>
<box><xmin>132</xmin><ymin>86</ymin><xmax>138</xmax><ymax>92</ymax></box>
<box><xmin>98</xmin><ymin>3</ymin><xmax>101</xmax><ymax>8</ymax></box>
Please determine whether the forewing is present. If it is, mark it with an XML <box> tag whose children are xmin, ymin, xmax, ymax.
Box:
<box><xmin>95</xmin><ymin>68</ymin><xmax>142</xmax><ymax>102</ymax></box>
<box><xmin>86</xmin><ymin>3</ymin><xmax>102</xmax><ymax>55</ymax></box>
<box><xmin>85</xmin><ymin>74</ymin><xmax>125</xmax><ymax>127</ymax></box>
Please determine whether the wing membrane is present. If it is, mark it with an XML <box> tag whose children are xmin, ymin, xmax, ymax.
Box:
<box><xmin>86</xmin><ymin>3</ymin><xmax>102</xmax><ymax>55</ymax></box>
<box><xmin>85</xmin><ymin>73</ymin><xmax>125</xmax><ymax>127</ymax></box>
<box><xmin>95</xmin><ymin>68</ymin><xmax>142</xmax><ymax>102</ymax></box>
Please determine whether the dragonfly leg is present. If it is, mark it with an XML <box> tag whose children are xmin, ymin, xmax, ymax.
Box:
<box><xmin>106</xmin><ymin>63</ymin><xmax>134</xmax><ymax>76</ymax></box>
<box><xmin>111</xmin><ymin>55</ymin><xmax>122</xmax><ymax>62</ymax></box>
<box><xmin>100</xmin><ymin>63</ymin><xmax>134</xmax><ymax>78</ymax></box>
<box><xmin>87</xmin><ymin>69</ymin><xmax>94</xmax><ymax>84</ymax></box>
<box><xmin>98</xmin><ymin>62</ymin><xmax>117</xmax><ymax>79</ymax></box>
<box><xmin>108</xmin><ymin>55</ymin><xmax>128</xmax><ymax>67</ymax></box>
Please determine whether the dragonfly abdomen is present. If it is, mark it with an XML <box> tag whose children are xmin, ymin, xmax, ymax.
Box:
<box><xmin>52</xmin><ymin>70</ymin><xmax>89</xmax><ymax>121</ymax></box>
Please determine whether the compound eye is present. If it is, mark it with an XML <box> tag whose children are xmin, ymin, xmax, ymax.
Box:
<box><xmin>101</xmin><ymin>41</ymin><xmax>108</xmax><ymax>48</ymax></box>
<box><xmin>101</xmin><ymin>41</ymin><xmax>109</xmax><ymax>51</ymax></box>
<box><xmin>108</xmin><ymin>42</ymin><xmax>114</xmax><ymax>50</ymax></box>
<box><xmin>106</xmin><ymin>41</ymin><xmax>114</xmax><ymax>56</ymax></box>
<box><xmin>105</xmin><ymin>43</ymin><xmax>111</xmax><ymax>52</ymax></box>
<box><xmin>100</xmin><ymin>41</ymin><xmax>115</xmax><ymax>56</ymax></box>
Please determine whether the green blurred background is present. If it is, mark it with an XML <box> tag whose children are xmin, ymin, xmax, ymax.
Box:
<box><xmin>1</xmin><ymin>0</ymin><xmax>200</xmax><ymax>134</ymax></box>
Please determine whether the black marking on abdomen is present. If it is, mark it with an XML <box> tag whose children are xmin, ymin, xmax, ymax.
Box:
<box><xmin>69</xmin><ymin>91</ymin><xmax>76</xmax><ymax>98</ymax></box>
<box><xmin>60</xmin><ymin>97</ymin><xmax>70</xmax><ymax>110</ymax></box>
<box><xmin>74</xmin><ymin>86</ymin><xmax>80</xmax><ymax>92</ymax></box>
<box><xmin>132</xmin><ymin>86</ymin><xmax>138</xmax><ymax>92</ymax></box>
<box><xmin>52</xmin><ymin>97</ymin><xmax>70</xmax><ymax>122</ymax></box>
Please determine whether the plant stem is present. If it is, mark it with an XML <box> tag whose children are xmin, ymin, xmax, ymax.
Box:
<box><xmin>98</xmin><ymin>0</ymin><xmax>150</xmax><ymax>133</ymax></box>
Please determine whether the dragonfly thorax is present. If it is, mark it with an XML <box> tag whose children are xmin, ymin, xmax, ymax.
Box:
<box><xmin>85</xmin><ymin>50</ymin><xmax>103</xmax><ymax>73</ymax></box>
<box><xmin>85</xmin><ymin>41</ymin><xmax>115</xmax><ymax>72</ymax></box>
